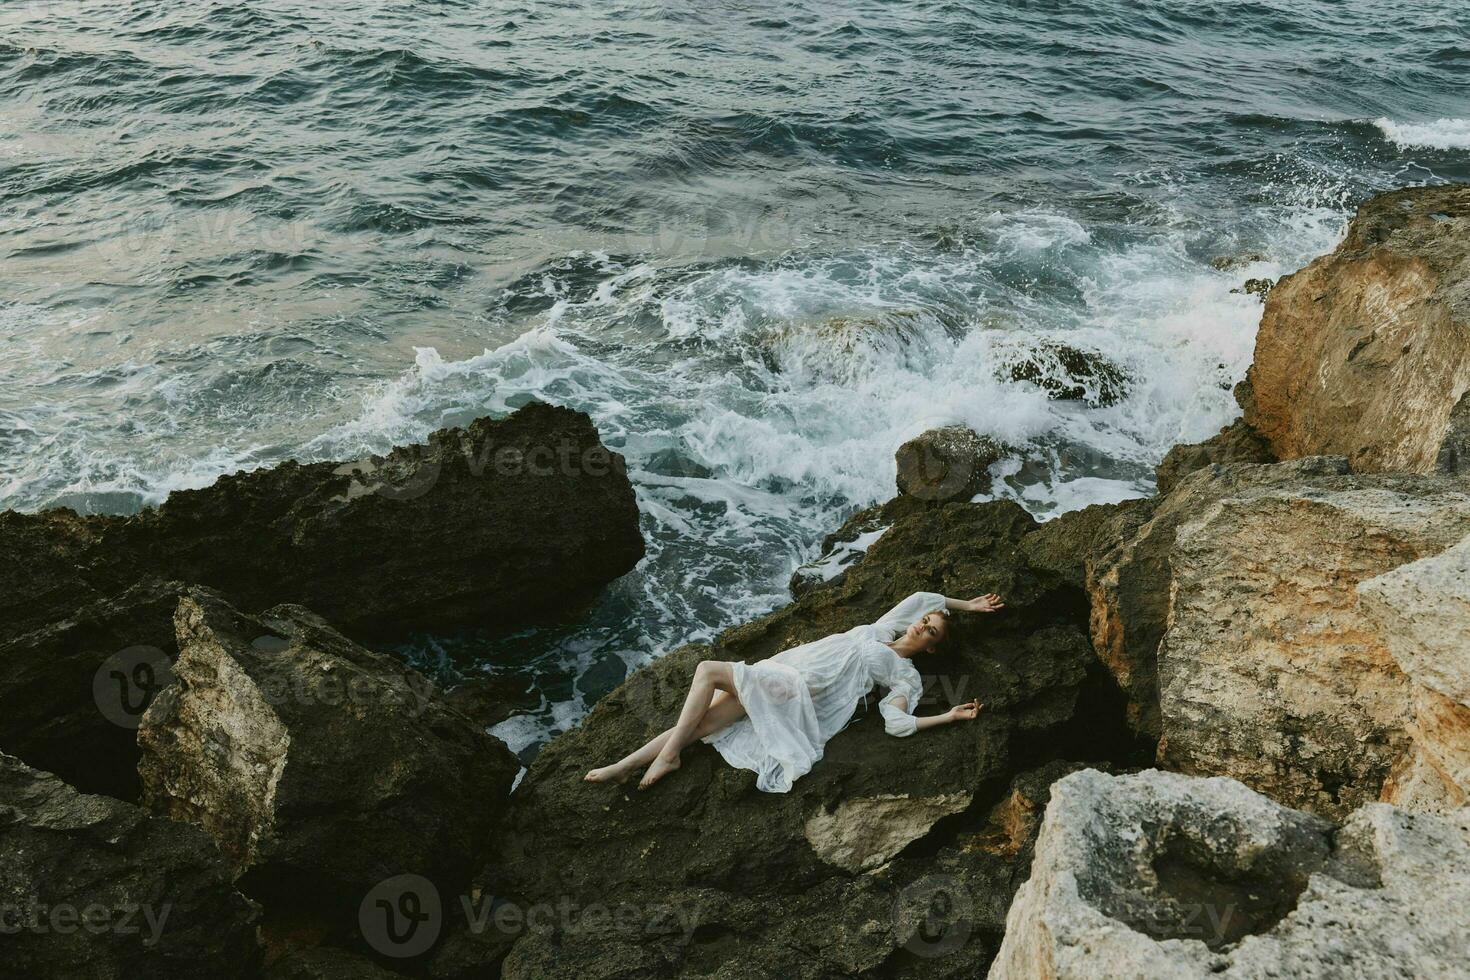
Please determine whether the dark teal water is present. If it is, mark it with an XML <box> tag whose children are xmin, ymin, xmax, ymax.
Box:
<box><xmin>3</xmin><ymin>0</ymin><xmax>1467</xmax><ymax>755</ymax></box>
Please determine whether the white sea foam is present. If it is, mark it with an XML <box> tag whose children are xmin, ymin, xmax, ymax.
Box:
<box><xmin>1376</xmin><ymin>117</ymin><xmax>1470</xmax><ymax>151</ymax></box>
<box><xmin>0</xmin><ymin>200</ymin><xmax>1350</xmax><ymax>758</ymax></box>
<box><xmin>293</xmin><ymin>201</ymin><xmax>1346</xmax><ymax>755</ymax></box>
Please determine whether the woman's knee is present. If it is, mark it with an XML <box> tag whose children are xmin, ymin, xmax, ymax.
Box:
<box><xmin>695</xmin><ymin>659</ymin><xmax>732</xmax><ymax>687</ymax></box>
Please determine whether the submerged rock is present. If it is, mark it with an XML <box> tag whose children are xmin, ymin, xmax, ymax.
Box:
<box><xmin>0</xmin><ymin>402</ymin><xmax>643</xmax><ymax>643</ymax></box>
<box><xmin>989</xmin><ymin>768</ymin><xmax>1470</xmax><ymax>979</ymax></box>
<box><xmin>137</xmin><ymin>590</ymin><xmax>520</xmax><ymax>926</ymax></box>
<box><xmin>465</xmin><ymin>499</ymin><xmax>1146</xmax><ymax>977</ymax></box>
<box><xmin>1243</xmin><ymin>184</ymin><xmax>1470</xmax><ymax>473</ymax></box>
<box><xmin>1230</xmin><ymin>276</ymin><xmax>1274</xmax><ymax>301</ymax></box>
<box><xmin>1002</xmin><ymin>341</ymin><xmax>1130</xmax><ymax>407</ymax></box>
<box><xmin>0</xmin><ymin>752</ymin><xmax>261</xmax><ymax>978</ymax></box>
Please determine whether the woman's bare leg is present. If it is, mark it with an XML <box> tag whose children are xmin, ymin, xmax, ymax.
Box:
<box><xmin>584</xmin><ymin>666</ymin><xmax>743</xmax><ymax>785</ymax></box>
<box><xmin>639</xmin><ymin>660</ymin><xmax>735</xmax><ymax>789</ymax></box>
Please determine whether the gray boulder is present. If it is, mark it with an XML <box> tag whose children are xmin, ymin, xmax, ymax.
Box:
<box><xmin>990</xmin><ymin>768</ymin><xmax>1470</xmax><ymax>979</ymax></box>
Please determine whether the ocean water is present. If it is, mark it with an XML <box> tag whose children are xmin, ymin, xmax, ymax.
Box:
<box><xmin>3</xmin><ymin>1</ymin><xmax>1467</xmax><ymax>758</ymax></box>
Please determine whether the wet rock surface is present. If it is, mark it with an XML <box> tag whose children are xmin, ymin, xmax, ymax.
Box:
<box><xmin>1002</xmin><ymin>341</ymin><xmax>1131</xmax><ymax>407</ymax></box>
<box><xmin>0</xmin><ymin>402</ymin><xmax>643</xmax><ymax>643</ymax></box>
<box><xmin>0</xmin><ymin>752</ymin><xmax>262</xmax><ymax>979</ymax></box>
<box><xmin>137</xmin><ymin>590</ymin><xmax>520</xmax><ymax>929</ymax></box>
<box><xmin>470</xmin><ymin>500</ymin><xmax>1146</xmax><ymax>978</ymax></box>
<box><xmin>0</xmin><ymin>578</ymin><xmax>186</xmax><ymax>801</ymax></box>
<box><xmin>894</xmin><ymin>425</ymin><xmax>1007</xmax><ymax>502</ymax></box>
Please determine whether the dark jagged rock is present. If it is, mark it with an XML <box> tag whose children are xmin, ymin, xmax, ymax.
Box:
<box><xmin>1230</xmin><ymin>276</ymin><xmax>1274</xmax><ymax>301</ymax></box>
<box><xmin>460</xmin><ymin>499</ymin><xmax>1145</xmax><ymax>978</ymax></box>
<box><xmin>1153</xmin><ymin>417</ymin><xmax>1275</xmax><ymax>496</ymax></box>
<box><xmin>0</xmin><ymin>752</ymin><xmax>261</xmax><ymax>979</ymax></box>
<box><xmin>443</xmin><ymin>674</ymin><xmax>544</xmax><ymax>732</ymax></box>
<box><xmin>263</xmin><ymin>943</ymin><xmax>406</xmax><ymax>980</ymax></box>
<box><xmin>137</xmin><ymin>591</ymin><xmax>520</xmax><ymax>931</ymax></box>
<box><xmin>1003</xmin><ymin>342</ymin><xmax>1130</xmax><ymax>407</ymax></box>
<box><xmin>0</xmin><ymin>578</ymin><xmax>186</xmax><ymax>801</ymax></box>
<box><xmin>1017</xmin><ymin>500</ymin><xmax>1152</xmax><ymax>594</ymax></box>
<box><xmin>894</xmin><ymin>426</ymin><xmax>1007</xmax><ymax>503</ymax></box>
<box><xmin>788</xmin><ymin>495</ymin><xmax>940</xmax><ymax>598</ymax></box>
<box><xmin>0</xmin><ymin>402</ymin><xmax>643</xmax><ymax>644</ymax></box>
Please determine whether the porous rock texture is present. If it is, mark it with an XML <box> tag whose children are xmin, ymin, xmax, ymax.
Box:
<box><xmin>137</xmin><ymin>590</ymin><xmax>520</xmax><ymax>926</ymax></box>
<box><xmin>1242</xmin><ymin>184</ymin><xmax>1470</xmax><ymax>473</ymax></box>
<box><xmin>989</xmin><ymin>768</ymin><xmax>1470</xmax><ymax>979</ymax></box>
<box><xmin>1358</xmin><ymin>534</ymin><xmax>1470</xmax><ymax>812</ymax></box>
<box><xmin>0</xmin><ymin>402</ymin><xmax>643</xmax><ymax>643</ymax></box>
<box><xmin>0</xmin><ymin>752</ymin><xmax>261</xmax><ymax>979</ymax></box>
<box><xmin>1155</xmin><ymin>465</ymin><xmax>1470</xmax><ymax>818</ymax></box>
<box><xmin>462</xmin><ymin>500</ymin><xmax>1145</xmax><ymax>979</ymax></box>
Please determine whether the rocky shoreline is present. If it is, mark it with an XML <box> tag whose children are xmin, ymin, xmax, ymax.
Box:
<box><xmin>2</xmin><ymin>185</ymin><xmax>1467</xmax><ymax>978</ymax></box>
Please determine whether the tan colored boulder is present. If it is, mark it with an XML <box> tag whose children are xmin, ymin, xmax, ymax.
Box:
<box><xmin>989</xmin><ymin>769</ymin><xmax>1470</xmax><ymax>980</ymax></box>
<box><xmin>1085</xmin><ymin>457</ymin><xmax>1349</xmax><ymax>742</ymax></box>
<box><xmin>1242</xmin><ymin>184</ymin><xmax>1470</xmax><ymax>473</ymax></box>
<box><xmin>1157</xmin><ymin>474</ymin><xmax>1470</xmax><ymax>818</ymax></box>
<box><xmin>1358</xmin><ymin>534</ymin><xmax>1470</xmax><ymax>811</ymax></box>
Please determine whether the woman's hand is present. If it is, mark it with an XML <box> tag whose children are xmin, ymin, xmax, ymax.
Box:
<box><xmin>947</xmin><ymin>699</ymin><xmax>982</xmax><ymax>722</ymax></box>
<box><xmin>962</xmin><ymin>594</ymin><xmax>1004</xmax><ymax>613</ymax></box>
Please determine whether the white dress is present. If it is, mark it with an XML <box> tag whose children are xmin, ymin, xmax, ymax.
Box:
<box><xmin>702</xmin><ymin>592</ymin><xmax>944</xmax><ymax>793</ymax></box>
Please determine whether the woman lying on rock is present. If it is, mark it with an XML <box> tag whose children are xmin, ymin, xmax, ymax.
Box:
<box><xmin>585</xmin><ymin>591</ymin><xmax>1004</xmax><ymax>792</ymax></box>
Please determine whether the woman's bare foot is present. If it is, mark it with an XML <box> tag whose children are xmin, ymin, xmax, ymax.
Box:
<box><xmin>583</xmin><ymin>761</ymin><xmax>636</xmax><ymax>784</ymax></box>
<box><xmin>638</xmin><ymin>753</ymin><xmax>680</xmax><ymax>790</ymax></box>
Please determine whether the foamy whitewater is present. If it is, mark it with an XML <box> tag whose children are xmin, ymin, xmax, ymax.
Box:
<box><xmin>3</xmin><ymin>0</ymin><xmax>1468</xmax><ymax>759</ymax></box>
<box><xmin>1377</xmin><ymin>118</ymin><xmax>1470</xmax><ymax>151</ymax></box>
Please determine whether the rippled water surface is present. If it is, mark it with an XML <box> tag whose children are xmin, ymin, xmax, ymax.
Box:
<box><xmin>3</xmin><ymin>0</ymin><xmax>1468</xmax><ymax>756</ymax></box>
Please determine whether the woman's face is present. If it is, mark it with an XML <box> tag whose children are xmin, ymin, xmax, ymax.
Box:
<box><xmin>906</xmin><ymin>612</ymin><xmax>947</xmax><ymax>652</ymax></box>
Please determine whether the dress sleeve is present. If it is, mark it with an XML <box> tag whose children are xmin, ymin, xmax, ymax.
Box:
<box><xmin>876</xmin><ymin>656</ymin><xmax>924</xmax><ymax>737</ymax></box>
<box><xmin>871</xmin><ymin>592</ymin><xmax>947</xmax><ymax>641</ymax></box>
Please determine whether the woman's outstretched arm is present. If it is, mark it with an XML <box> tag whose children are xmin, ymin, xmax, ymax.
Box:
<box><xmin>943</xmin><ymin>594</ymin><xmax>1005</xmax><ymax>613</ymax></box>
<box><xmin>887</xmin><ymin>695</ymin><xmax>982</xmax><ymax>732</ymax></box>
